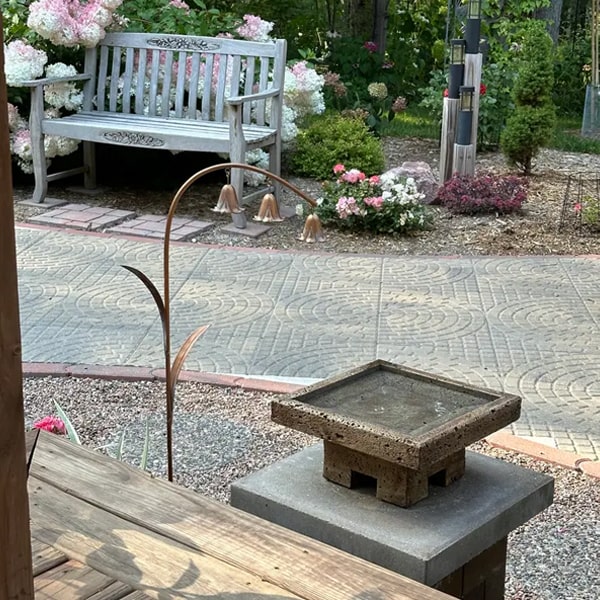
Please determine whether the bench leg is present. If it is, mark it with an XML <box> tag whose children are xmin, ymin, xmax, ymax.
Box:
<box><xmin>229</xmin><ymin>143</ymin><xmax>245</xmax><ymax>206</ymax></box>
<box><xmin>29</xmin><ymin>87</ymin><xmax>48</xmax><ymax>204</ymax></box>
<box><xmin>83</xmin><ymin>141</ymin><xmax>97</xmax><ymax>190</ymax></box>
<box><xmin>268</xmin><ymin>138</ymin><xmax>281</xmax><ymax>209</ymax></box>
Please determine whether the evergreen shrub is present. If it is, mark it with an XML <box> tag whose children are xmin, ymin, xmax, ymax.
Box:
<box><xmin>289</xmin><ymin>114</ymin><xmax>385</xmax><ymax>181</ymax></box>
<box><xmin>500</xmin><ymin>20</ymin><xmax>556</xmax><ymax>174</ymax></box>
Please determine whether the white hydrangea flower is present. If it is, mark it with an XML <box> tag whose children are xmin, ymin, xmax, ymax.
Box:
<box><xmin>4</xmin><ymin>40</ymin><xmax>47</xmax><ymax>86</ymax></box>
<box><xmin>44</xmin><ymin>63</ymin><xmax>84</xmax><ymax>111</ymax></box>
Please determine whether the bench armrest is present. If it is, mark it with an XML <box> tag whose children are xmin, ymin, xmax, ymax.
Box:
<box><xmin>17</xmin><ymin>74</ymin><xmax>91</xmax><ymax>88</ymax></box>
<box><xmin>227</xmin><ymin>87</ymin><xmax>280</xmax><ymax>106</ymax></box>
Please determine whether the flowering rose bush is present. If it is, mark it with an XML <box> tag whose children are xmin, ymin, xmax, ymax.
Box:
<box><xmin>313</xmin><ymin>164</ymin><xmax>431</xmax><ymax>234</ymax></box>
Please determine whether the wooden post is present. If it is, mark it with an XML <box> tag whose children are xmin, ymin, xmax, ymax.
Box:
<box><xmin>0</xmin><ymin>19</ymin><xmax>35</xmax><ymax>600</ymax></box>
<box><xmin>439</xmin><ymin>97</ymin><xmax>459</xmax><ymax>182</ymax></box>
<box><xmin>452</xmin><ymin>143</ymin><xmax>476</xmax><ymax>176</ymax></box>
<box><xmin>463</xmin><ymin>52</ymin><xmax>483</xmax><ymax>149</ymax></box>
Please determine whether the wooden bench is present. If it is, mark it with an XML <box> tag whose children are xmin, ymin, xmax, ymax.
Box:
<box><xmin>23</xmin><ymin>32</ymin><xmax>287</xmax><ymax>205</ymax></box>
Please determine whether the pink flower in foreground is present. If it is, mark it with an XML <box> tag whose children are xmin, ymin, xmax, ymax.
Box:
<box><xmin>364</xmin><ymin>196</ymin><xmax>384</xmax><ymax>210</ymax></box>
<box><xmin>369</xmin><ymin>175</ymin><xmax>381</xmax><ymax>185</ymax></box>
<box><xmin>341</xmin><ymin>169</ymin><xmax>366</xmax><ymax>184</ymax></box>
<box><xmin>333</xmin><ymin>163</ymin><xmax>345</xmax><ymax>174</ymax></box>
<box><xmin>364</xmin><ymin>41</ymin><xmax>377</xmax><ymax>53</ymax></box>
<box><xmin>574</xmin><ymin>203</ymin><xmax>582</xmax><ymax>214</ymax></box>
<box><xmin>33</xmin><ymin>415</ymin><xmax>66</xmax><ymax>435</ymax></box>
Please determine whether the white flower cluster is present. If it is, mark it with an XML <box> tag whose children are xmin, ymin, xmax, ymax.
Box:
<box><xmin>284</xmin><ymin>61</ymin><xmax>325</xmax><ymax>120</ymax></box>
<box><xmin>380</xmin><ymin>175</ymin><xmax>425</xmax><ymax>206</ymax></box>
<box><xmin>4</xmin><ymin>40</ymin><xmax>48</xmax><ymax>86</ymax></box>
<box><xmin>44</xmin><ymin>63</ymin><xmax>84</xmax><ymax>111</ymax></box>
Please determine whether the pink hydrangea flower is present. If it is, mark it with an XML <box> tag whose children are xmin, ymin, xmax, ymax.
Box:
<box><xmin>333</xmin><ymin>163</ymin><xmax>345</xmax><ymax>174</ymax></box>
<box><xmin>236</xmin><ymin>14</ymin><xmax>274</xmax><ymax>42</ymax></box>
<box><xmin>336</xmin><ymin>196</ymin><xmax>360</xmax><ymax>219</ymax></box>
<box><xmin>33</xmin><ymin>415</ymin><xmax>66</xmax><ymax>435</ymax></box>
<box><xmin>169</xmin><ymin>0</ymin><xmax>190</xmax><ymax>11</ymax></box>
<box><xmin>364</xmin><ymin>196</ymin><xmax>384</xmax><ymax>210</ymax></box>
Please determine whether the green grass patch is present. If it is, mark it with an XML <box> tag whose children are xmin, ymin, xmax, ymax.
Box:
<box><xmin>550</xmin><ymin>116</ymin><xmax>600</xmax><ymax>154</ymax></box>
<box><xmin>380</xmin><ymin>108</ymin><xmax>600</xmax><ymax>155</ymax></box>
<box><xmin>381</xmin><ymin>106</ymin><xmax>440</xmax><ymax>139</ymax></box>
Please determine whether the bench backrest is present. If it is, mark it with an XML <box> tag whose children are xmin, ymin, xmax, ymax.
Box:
<box><xmin>82</xmin><ymin>32</ymin><xmax>287</xmax><ymax>125</ymax></box>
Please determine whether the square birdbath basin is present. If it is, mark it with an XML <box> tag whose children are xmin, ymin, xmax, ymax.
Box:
<box><xmin>271</xmin><ymin>360</ymin><xmax>521</xmax><ymax>507</ymax></box>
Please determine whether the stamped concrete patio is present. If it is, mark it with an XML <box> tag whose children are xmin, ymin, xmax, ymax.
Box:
<box><xmin>15</xmin><ymin>223</ymin><xmax>600</xmax><ymax>460</ymax></box>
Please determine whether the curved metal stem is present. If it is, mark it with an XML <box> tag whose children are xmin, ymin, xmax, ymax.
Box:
<box><xmin>162</xmin><ymin>163</ymin><xmax>317</xmax><ymax>481</ymax></box>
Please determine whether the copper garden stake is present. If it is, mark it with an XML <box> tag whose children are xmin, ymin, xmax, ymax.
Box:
<box><xmin>123</xmin><ymin>163</ymin><xmax>317</xmax><ymax>481</ymax></box>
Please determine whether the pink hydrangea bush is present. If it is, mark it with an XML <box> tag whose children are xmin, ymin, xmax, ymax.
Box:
<box><xmin>314</xmin><ymin>164</ymin><xmax>431</xmax><ymax>234</ymax></box>
<box><xmin>236</xmin><ymin>14</ymin><xmax>274</xmax><ymax>42</ymax></box>
<box><xmin>27</xmin><ymin>0</ymin><xmax>123</xmax><ymax>47</ymax></box>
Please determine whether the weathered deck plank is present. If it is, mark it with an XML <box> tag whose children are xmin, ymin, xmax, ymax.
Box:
<box><xmin>30</xmin><ymin>432</ymin><xmax>452</xmax><ymax>600</ymax></box>
<box><xmin>32</xmin><ymin>538</ymin><xmax>68</xmax><ymax>576</ymax></box>
<box><xmin>34</xmin><ymin>560</ymin><xmax>117</xmax><ymax>599</ymax></box>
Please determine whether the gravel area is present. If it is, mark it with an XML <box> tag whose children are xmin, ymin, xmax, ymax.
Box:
<box><xmin>12</xmin><ymin>137</ymin><xmax>600</xmax><ymax>256</ymax></box>
<box><xmin>23</xmin><ymin>375</ymin><xmax>600</xmax><ymax>600</ymax></box>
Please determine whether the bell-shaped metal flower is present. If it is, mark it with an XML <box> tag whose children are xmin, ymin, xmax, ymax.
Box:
<box><xmin>298</xmin><ymin>214</ymin><xmax>324</xmax><ymax>242</ymax></box>
<box><xmin>254</xmin><ymin>193</ymin><xmax>283</xmax><ymax>222</ymax></box>
<box><xmin>212</xmin><ymin>184</ymin><xmax>240</xmax><ymax>213</ymax></box>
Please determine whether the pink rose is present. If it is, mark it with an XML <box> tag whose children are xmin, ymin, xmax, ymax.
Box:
<box><xmin>333</xmin><ymin>163</ymin><xmax>345</xmax><ymax>174</ymax></box>
<box><xmin>369</xmin><ymin>175</ymin><xmax>381</xmax><ymax>185</ymax></box>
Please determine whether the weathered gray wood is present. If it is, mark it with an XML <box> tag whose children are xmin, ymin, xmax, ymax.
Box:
<box><xmin>0</xmin><ymin>29</ymin><xmax>35</xmax><ymax>599</ymax></box>
<box><xmin>31</xmin><ymin>539</ymin><xmax>68</xmax><ymax>577</ymax></box>
<box><xmin>31</xmin><ymin>432</ymin><xmax>452</xmax><ymax>600</ymax></box>
<box><xmin>24</xmin><ymin>32</ymin><xmax>287</xmax><ymax>205</ymax></box>
<box><xmin>439</xmin><ymin>97</ymin><xmax>459</xmax><ymax>183</ymax></box>
<box><xmin>463</xmin><ymin>53</ymin><xmax>483</xmax><ymax>149</ymax></box>
<box><xmin>30</xmin><ymin>479</ymin><xmax>307</xmax><ymax>600</ymax></box>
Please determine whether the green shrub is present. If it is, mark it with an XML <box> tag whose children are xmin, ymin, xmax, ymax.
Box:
<box><xmin>500</xmin><ymin>20</ymin><xmax>556</xmax><ymax>174</ymax></box>
<box><xmin>289</xmin><ymin>114</ymin><xmax>385</xmax><ymax>180</ymax></box>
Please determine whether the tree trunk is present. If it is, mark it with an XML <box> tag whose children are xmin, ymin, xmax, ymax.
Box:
<box><xmin>372</xmin><ymin>0</ymin><xmax>389</xmax><ymax>54</ymax></box>
<box><xmin>535</xmin><ymin>0</ymin><xmax>564</xmax><ymax>44</ymax></box>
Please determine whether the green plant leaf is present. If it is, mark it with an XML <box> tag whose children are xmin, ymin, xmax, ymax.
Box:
<box><xmin>53</xmin><ymin>399</ymin><xmax>81</xmax><ymax>444</ymax></box>
<box><xmin>140</xmin><ymin>418</ymin><xmax>150</xmax><ymax>471</ymax></box>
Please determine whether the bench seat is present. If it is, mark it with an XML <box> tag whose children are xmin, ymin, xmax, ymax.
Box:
<box><xmin>42</xmin><ymin>112</ymin><xmax>278</xmax><ymax>153</ymax></box>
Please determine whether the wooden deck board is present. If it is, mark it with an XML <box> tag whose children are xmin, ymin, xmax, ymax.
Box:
<box><xmin>34</xmin><ymin>560</ymin><xmax>117</xmax><ymax>599</ymax></box>
<box><xmin>32</xmin><ymin>538</ymin><xmax>68</xmax><ymax>576</ymax></box>
<box><xmin>29</xmin><ymin>432</ymin><xmax>452</xmax><ymax>600</ymax></box>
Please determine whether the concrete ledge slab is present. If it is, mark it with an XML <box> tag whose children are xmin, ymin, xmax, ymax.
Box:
<box><xmin>231</xmin><ymin>443</ymin><xmax>554</xmax><ymax>586</ymax></box>
<box><xmin>18</xmin><ymin>197</ymin><xmax>67</xmax><ymax>208</ymax></box>
<box><xmin>221</xmin><ymin>222</ymin><xmax>271</xmax><ymax>238</ymax></box>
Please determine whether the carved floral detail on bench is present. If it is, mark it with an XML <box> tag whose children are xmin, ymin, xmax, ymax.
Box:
<box><xmin>103</xmin><ymin>131</ymin><xmax>166</xmax><ymax>146</ymax></box>
<box><xmin>146</xmin><ymin>37</ymin><xmax>221</xmax><ymax>51</ymax></box>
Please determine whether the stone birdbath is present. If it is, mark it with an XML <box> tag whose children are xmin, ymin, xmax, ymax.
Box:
<box><xmin>271</xmin><ymin>359</ymin><xmax>521</xmax><ymax>507</ymax></box>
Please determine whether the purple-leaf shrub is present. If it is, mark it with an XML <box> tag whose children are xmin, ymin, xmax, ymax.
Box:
<box><xmin>436</xmin><ymin>173</ymin><xmax>527</xmax><ymax>215</ymax></box>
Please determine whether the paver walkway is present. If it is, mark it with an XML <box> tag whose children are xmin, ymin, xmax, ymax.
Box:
<box><xmin>15</xmin><ymin>224</ymin><xmax>600</xmax><ymax>460</ymax></box>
